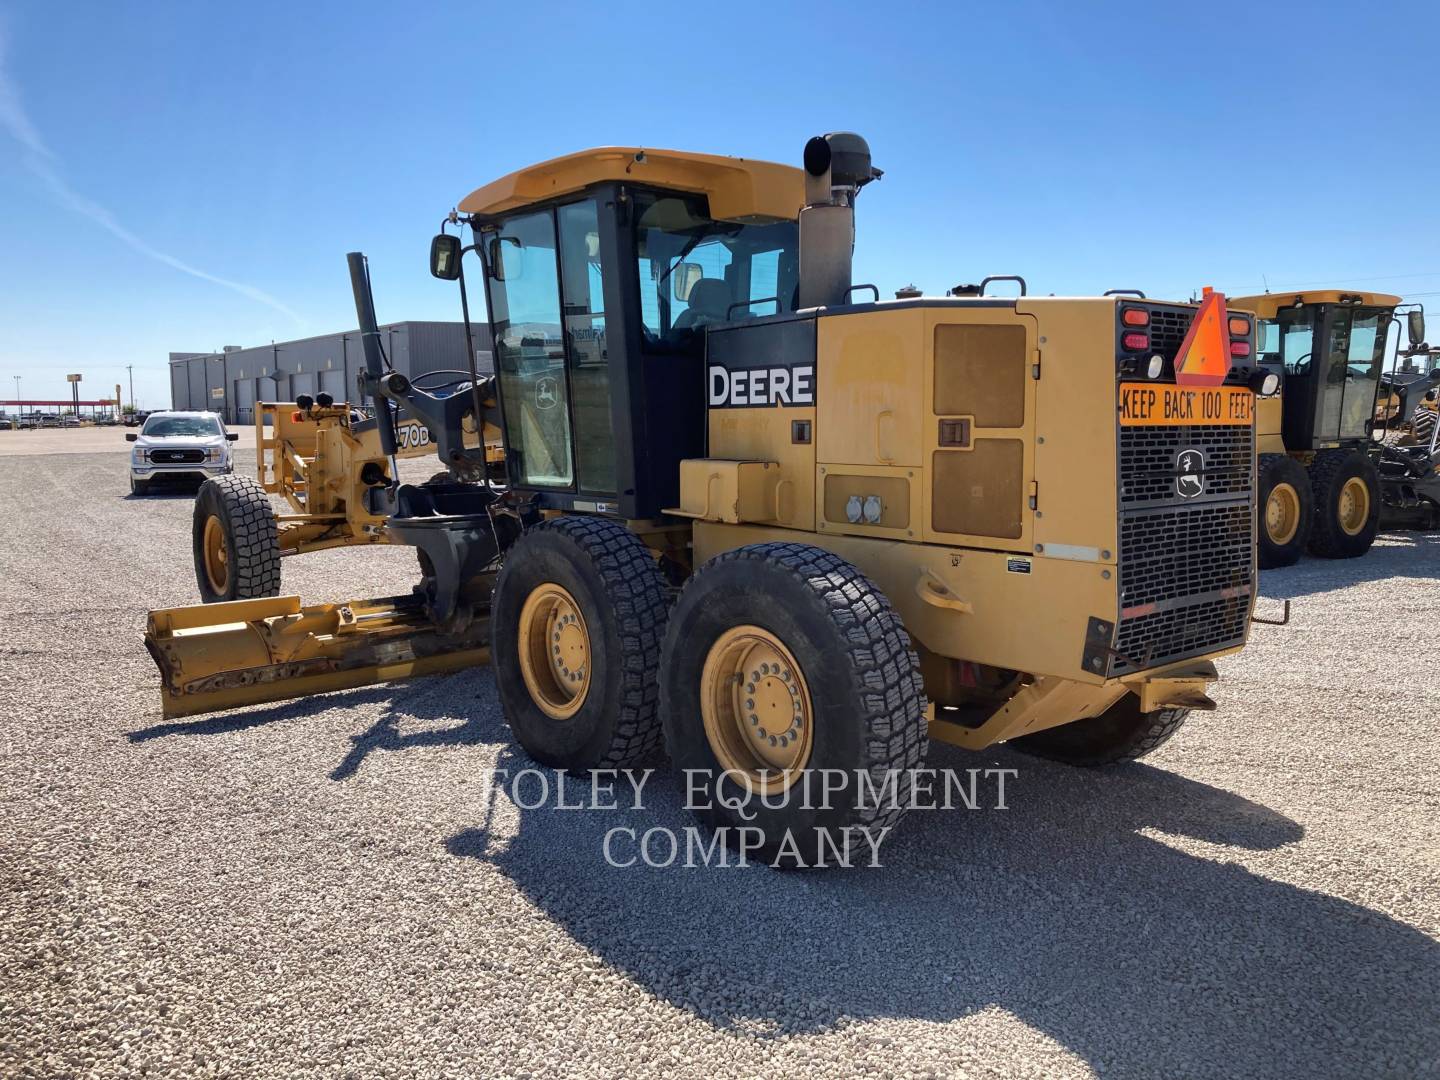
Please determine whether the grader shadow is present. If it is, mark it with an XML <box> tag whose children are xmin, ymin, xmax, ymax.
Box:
<box><xmin>447</xmin><ymin>739</ymin><xmax>1440</xmax><ymax>1077</ymax></box>
<box><xmin>126</xmin><ymin>672</ymin><xmax>499</xmax><ymax>785</ymax></box>
<box><xmin>1260</xmin><ymin>530</ymin><xmax>1440</xmax><ymax>600</ymax></box>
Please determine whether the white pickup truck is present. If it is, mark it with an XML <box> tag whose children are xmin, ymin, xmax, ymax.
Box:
<box><xmin>125</xmin><ymin>411</ymin><xmax>238</xmax><ymax>495</ymax></box>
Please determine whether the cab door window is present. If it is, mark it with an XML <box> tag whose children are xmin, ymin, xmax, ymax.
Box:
<box><xmin>557</xmin><ymin>199</ymin><xmax>615</xmax><ymax>493</ymax></box>
<box><xmin>485</xmin><ymin>210</ymin><xmax>573</xmax><ymax>487</ymax></box>
<box><xmin>1337</xmin><ymin>309</ymin><xmax>1385</xmax><ymax>440</ymax></box>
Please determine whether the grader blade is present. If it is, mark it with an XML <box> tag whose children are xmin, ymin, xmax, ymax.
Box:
<box><xmin>145</xmin><ymin>594</ymin><xmax>489</xmax><ymax>719</ymax></box>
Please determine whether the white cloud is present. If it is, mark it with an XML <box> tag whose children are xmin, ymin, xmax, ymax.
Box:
<box><xmin>0</xmin><ymin>22</ymin><xmax>303</xmax><ymax>325</ymax></box>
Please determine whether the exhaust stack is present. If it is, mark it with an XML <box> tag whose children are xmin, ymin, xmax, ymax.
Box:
<box><xmin>797</xmin><ymin>133</ymin><xmax>881</xmax><ymax>309</ymax></box>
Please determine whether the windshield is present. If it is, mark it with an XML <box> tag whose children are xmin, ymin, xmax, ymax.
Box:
<box><xmin>142</xmin><ymin>415</ymin><xmax>222</xmax><ymax>437</ymax></box>
<box><xmin>632</xmin><ymin>190</ymin><xmax>798</xmax><ymax>354</ymax></box>
<box><xmin>1258</xmin><ymin>308</ymin><xmax>1316</xmax><ymax>374</ymax></box>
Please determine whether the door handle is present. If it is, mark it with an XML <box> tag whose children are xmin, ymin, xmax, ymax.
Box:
<box><xmin>875</xmin><ymin>409</ymin><xmax>895</xmax><ymax>464</ymax></box>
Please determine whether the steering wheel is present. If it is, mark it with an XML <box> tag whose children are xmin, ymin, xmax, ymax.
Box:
<box><xmin>1288</xmin><ymin>352</ymin><xmax>1312</xmax><ymax>375</ymax></box>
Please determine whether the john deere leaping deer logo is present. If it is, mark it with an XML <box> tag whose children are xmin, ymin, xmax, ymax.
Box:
<box><xmin>535</xmin><ymin>376</ymin><xmax>559</xmax><ymax>410</ymax></box>
<box><xmin>1176</xmin><ymin>448</ymin><xmax>1204</xmax><ymax>499</ymax></box>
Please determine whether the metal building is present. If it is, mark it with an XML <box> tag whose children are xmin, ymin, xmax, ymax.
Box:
<box><xmin>169</xmin><ymin>322</ymin><xmax>493</xmax><ymax>424</ymax></box>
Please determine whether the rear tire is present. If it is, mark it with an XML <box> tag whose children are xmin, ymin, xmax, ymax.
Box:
<box><xmin>192</xmin><ymin>475</ymin><xmax>281</xmax><ymax>602</ymax></box>
<box><xmin>491</xmin><ymin>516</ymin><xmax>670</xmax><ymax>771</ymax></box>
<box><xmin>659</xmin><ymin>543</ymin><xmax>928</xmax><ymax>867</ymax></box>
<box><xmin>1011</xmin><ymin>693</ymin><xmax>1189</xmax><ymax>766</ymax></box>
<box><xmin>1306</xmin><ymin>449</ymin><xmax>1380</xmax><ymax>559</ymax></box>
<box><xmin>1257</xmin><ymin>454</ymin><xmax>1312</xmax><ymax>568</ymax></box>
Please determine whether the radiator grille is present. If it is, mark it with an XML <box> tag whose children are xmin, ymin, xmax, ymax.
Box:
<box><xmin>1111</xmin><ymin>413</ymin><xmax>1254</xmax><ymax>676</ymax></box>
<box><xmin>1120</xmin><ymin>424</ymin><xmax>1254</xmax><ymax>507</ymax></box>
<box><xmin>1112</xmin><ymin>595</ymin><xmax>1251</xmax><ymax>676</ymax></box>
<box><xmin>149</xmin><ymin>449</ymin><xmax>206</xmax><ymax>464</ymax></box>
<box><xmin>1118</xmin><ymin>504</ymin><xmax>1253</xmax><ymax>611</ymax></box>
<box><xmin>1147</xmin><ymin>306</ymin><xmax>1194</xmax><ymax>360</ymax></box>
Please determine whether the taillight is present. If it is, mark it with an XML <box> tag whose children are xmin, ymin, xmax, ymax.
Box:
<box><xmin>1121</xmin><ymin>307</ymin><xmax>1150</xmax><ymax>327</ymax></box>
<box><xmin>1230</xmin><ymin>340</ymin><xmax>1251</xmax><ymax>358</ymax></box>
<box><xmin>1122</xmin><ymin>331</ymin><xmax>1150</xmax><ymax>351</ymax></box>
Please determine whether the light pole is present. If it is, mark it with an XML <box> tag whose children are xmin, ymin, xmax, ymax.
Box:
<box><xmin>11</xmin><ymin>375</ymin><xmax>18</xmax><ymax>424</ymax></box>
<box><xmin>126</xmin><ymin>364</ymin><xmax>134</xmax><ymax>413</ymax></box>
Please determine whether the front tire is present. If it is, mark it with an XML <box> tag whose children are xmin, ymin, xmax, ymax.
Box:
<box><xmin>659</xmin><ymin>543</ymin><xmax>928</xmax><ymax>867</ymax></box>
<box><xmin>491</xmin><ymin>517</ymin><xmax>670</xmax><ymax>771</ymax></box>
<box><xmin>129</xmin><ymin>475</ymin><xmax>150</xmax><ymax>497</ymax></box>
<box><xmin>192</xmin><ymin>475</ymin><xmax>281</xmax><ymax>602</ymax></box>
<box><xmin>1257</xmin><ymin>454</ymin><xmax>1312</xmax><ymax>568</ymax></box>
<box><xmin>1010</xmin><ymin>694</ymin><xmax>1189</xmax><ymax>766</ymax></box>
<box><xmin>1306</xmin><ymin>449</ymin><xmax>1380</xmax><ymax>559</ymax></box>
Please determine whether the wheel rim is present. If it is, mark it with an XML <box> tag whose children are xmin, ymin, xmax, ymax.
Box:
<box><xmin>1337</xmin><ymin>476</ymin><xmax>1370</xmax><ymax>536</ymax></box>
<box><xmin>202</xmin><ymin>515</ymin><xmax>229</xmax><ymax>594</ymax></box>
<box><xmin>1265</xmin><ymin>482</ymin><xmax>1301</xmax><ymax>546</ymax></box>
<box><xmin>517</xmin><ymin>583</ymin><xmax>591</xmax><ymax>720</ymax></box>
<box><xmin>699</xmin><ymin>625</ymin><xmax>814</xmax><ymax>794</ymax></box>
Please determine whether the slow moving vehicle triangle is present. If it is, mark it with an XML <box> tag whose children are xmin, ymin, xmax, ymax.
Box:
<box><xmin>1174</xmin><ymin>287</ymin><xmax>1230</xmax><ymax>387</ymax></box>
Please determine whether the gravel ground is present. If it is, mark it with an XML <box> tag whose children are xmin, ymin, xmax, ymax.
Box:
<box><xmin>2</xmin><ymin>445</ymin><xmax>1438</xmax><ymax>1079</ymax></box>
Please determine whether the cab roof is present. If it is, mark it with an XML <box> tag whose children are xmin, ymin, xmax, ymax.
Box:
<box><xmin>458</xmin><ymin>147</ymin><xmax>805</xmax><ymax>223</ymax></box>
<box><xmin>1230</xmin><ymin>290</ymin><xmax>1403</xmax><ymax>318</ymax></box>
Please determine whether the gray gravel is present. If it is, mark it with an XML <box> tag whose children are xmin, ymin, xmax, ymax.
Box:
<box><xmin>2</xmin><ymin>445</ymin><xmax>1438</xmax><ymax>1079</ymax></box>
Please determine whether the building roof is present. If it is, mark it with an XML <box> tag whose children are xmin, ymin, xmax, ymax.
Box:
<box><xmin>458</xmin><ymin>147</ymin><xmax>805</xmax><ymax>222</ymax></box>
<box><xmin>1230</xmin><ymin>290</ymin><xmax>1403</xmax><ymax>318</ymax></box>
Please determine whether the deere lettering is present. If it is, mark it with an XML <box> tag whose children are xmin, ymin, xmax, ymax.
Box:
<box><xmin>708</xmin><ymin>364</ymin><xmax>815</xmax><ymax>408</ymax></box>
<box><xmin>1118</xmin><ymin>382</ymin><xmax>1253</xmax><ymax>427</ymax></box>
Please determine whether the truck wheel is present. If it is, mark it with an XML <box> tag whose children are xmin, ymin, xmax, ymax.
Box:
<box><xmin>1011</xmin><ymin>694</ymin><xmax>1189</xmax><ymax>766</ymax></box>
<box><xmin>1306</xmin><ymin>449</ymin><xmax>1380</xmax><ymax>559</ymax></box>
<box><xmin>192</xmin><ymin>475</ymin><xmax>281</xmax><ymax>603</ymax></box>
<box><xmin>129</xmin><ymin>475</ymin><xmax>150</xmax><ymax>497</ymax></box>
<box><xmin>659</xmin><ymin>543</ymin><xmax>928</xmax><ymax>868</ymax></box>
<box><xmin>1257</xmin><ymin>453</ymin><xmax>1312</xmax><ymax>568</ymax></box>
<box><xmin>491</xmin><ymin>516</ymin><xmax>670</xmax><ymax>771</ymax></box>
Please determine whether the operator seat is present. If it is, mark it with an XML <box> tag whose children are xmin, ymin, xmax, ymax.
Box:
<box><xmin>674</xmin><ymin>278</ymin><xmax>732</xmax><ymax>331</ymax></box>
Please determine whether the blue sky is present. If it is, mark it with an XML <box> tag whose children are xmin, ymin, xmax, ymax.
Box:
<box><xmin>1</xmin><ymin>0</ymin><xmax>1436</xmax><ymax>409</ymax></box>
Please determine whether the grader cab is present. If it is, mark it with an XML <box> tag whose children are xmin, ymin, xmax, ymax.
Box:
<box><xmin>147</xmin><ymin>134</ymin><xmax>1262</xmax><ymax>860</ymax></box>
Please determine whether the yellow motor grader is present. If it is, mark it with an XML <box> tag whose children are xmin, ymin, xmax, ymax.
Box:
<box><xmin>146</xmin><ymin>134</ymin><xmax>1262</xmax><ymax>860</ymax></box>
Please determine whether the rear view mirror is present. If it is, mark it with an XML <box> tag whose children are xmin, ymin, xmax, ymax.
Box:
<box><xmin>430</xmin><ymin>233</ymin><xmax>462</xmax><ymax>281</ymax></box>
<box><xmin>672</xmin><ymin>262</ymin><xmax>703</xmax><ymax>302</ymax></box>
<box><xmin>125</xmin><ymin>432</ymin><xmax>138</xmax><ymax>442</ymax></box>
<box><xmin>1407</xmin><ymin>309</ymin><xmax>1426</xmax><ymax>346</ymax></box>
<box><xmin>488</xmin><ymin>235</ymin><xmax>522</xmax><ymax>282</ymax></box>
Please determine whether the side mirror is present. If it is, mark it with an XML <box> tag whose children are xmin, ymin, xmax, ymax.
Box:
<box><xmin>125</xmin><ymin>432</ymin><xmax>138</xmax><ymax>442</ymax></box>
<box><xmin>430</xmin><ymin>233</ymin><xmax>462</xmax><ymax>281</ymax></box>
<box><xmin>226</xmin><ymin>431</ymin><xmax>239</xmax><ymax>441</ymax></box>
<box><xmin>672</xmin><ymin>261</ymin><xmax>703</xmax><ymax>302</ymax></box>
<box><xmin>1407</xmin><ymin>309</ymin><xmax>1426</xmax><ymax>346</ymax></box>
<box><xmin>487</xmin><ymin>235</ymin><xmax>521</xmax><ymax>281</ymax></box>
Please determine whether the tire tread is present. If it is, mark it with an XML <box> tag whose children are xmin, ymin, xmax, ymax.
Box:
<box><xmin>193</xmin><ymin>475</ymin><xmax>281</xmax><ymax>601</ymax></box>
<box><xmin>517</xmin><ymin>516</ymin><xmax>670</xmax><ymax>767</ymax></box>
<box><xmin>671</xmin><ymin>542</ymin><xmax>928</xmax><ymax>835</ymax></box>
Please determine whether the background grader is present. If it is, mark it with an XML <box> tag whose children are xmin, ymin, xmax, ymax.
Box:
<box><xmin>1236</xmin><ymin>291</ymin><xmax>1436</xmax><ymax>566</ymax></box>
<box><xmin>146</xmin><ymin>134</ymin><xmax>1262</xmax><ymax>859</ymax></box>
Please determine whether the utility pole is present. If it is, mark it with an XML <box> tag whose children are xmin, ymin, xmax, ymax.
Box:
<box><xmin>10</xmin><ymin>375</ymin><xmax>17</xmax><ymax>423</ymax></box>
<box><xmin>126</xmin><ymin>365</ymin><xmax>134</xmax><ymax>412</ymax></box>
